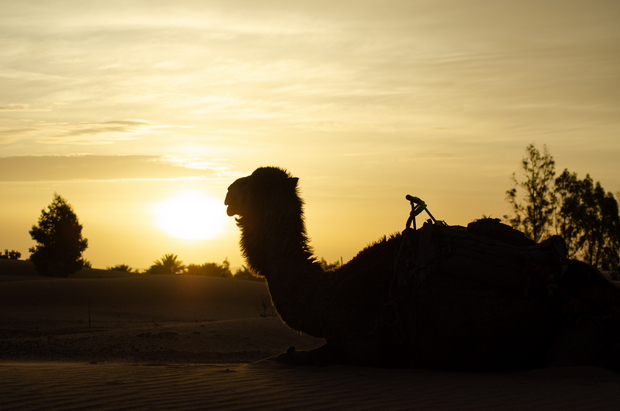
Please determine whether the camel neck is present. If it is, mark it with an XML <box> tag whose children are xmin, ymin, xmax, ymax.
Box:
<box><xmin>238</xmin><ymin>214</ymin><xmax>326</xmax><ymax>337</ymax></box>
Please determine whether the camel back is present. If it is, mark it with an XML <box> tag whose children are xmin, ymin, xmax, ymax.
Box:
<box><xmin>391</xmin><ymin>219</ymin><xmax>570</xmax><ymax>369</ymax></box>
<box><xmin>395</xmin><ymin>218</ymin><xmax>568</xmax><ymax>295</ymax></box>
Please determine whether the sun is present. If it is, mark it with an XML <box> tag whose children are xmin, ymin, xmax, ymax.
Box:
<box><xmin>153</xmin><ymin>191</ymin><xmax>227</xmax><ymax>240</ymax></box>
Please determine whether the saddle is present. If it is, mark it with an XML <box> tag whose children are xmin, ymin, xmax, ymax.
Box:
<box><xmin>395</xmin><ymin>197</ymin><xmax>568</xmax><ymax>296</ymax></box>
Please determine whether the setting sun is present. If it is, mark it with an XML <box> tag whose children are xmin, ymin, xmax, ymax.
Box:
<box><xmin>153</xmin><ymin>191</ymin><xmax>227</xmax><ymax>240</ymax></box>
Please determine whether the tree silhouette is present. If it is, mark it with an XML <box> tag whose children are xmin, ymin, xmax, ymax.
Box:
<box><xmin>107</xmin><ymin>264</ymin><xmax>138</xmax><ymax>273</ymax></box>
<box><xmin>505</xmin><ymin>144</ymin><xmax>620</xmax><ymax>272</ymax></box>
<box><xmin>556</xmin><ymin>170</ymin><xmax>620</xmax><ymax>270</ymax></box>
<box><xmin>145</xmin><ymin>253</ymin><xmax>186</xmax><ymax>274</ymax></box>
<box><xmin>186</xmin><ymin>258</ymin><xmax>232</xmax><ymax>278</ymax></box>
<box><xmin>1</xmin><ymin>250</ymin><xmax>21</xmax><ymax>259</ymax></box>
<box><xmin>505</xmin><ymin>144</ymin><xmax>556</xmax><ymax>242</ymax></box>
<box><xmin>319</xmin><ymin>257</ymin><xmax>342</xmax><ymax>271</ymax></box>
<box><xmin>233</xmin><ymin>265</ymin><xmax>264</xmax><ymax>281</ymax></box>
<box><xmin>29</xmin><ymin>193</ymin><xmax>88</xmax><ymax>277</ymax></box>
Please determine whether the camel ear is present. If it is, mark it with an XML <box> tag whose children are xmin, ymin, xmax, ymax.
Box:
<box><xmin>289</xmin><ymin>177</ymin><xmax>299</xmax><ymax>188</ymax></box>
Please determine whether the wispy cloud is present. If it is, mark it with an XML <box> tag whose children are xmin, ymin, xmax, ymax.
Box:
<box><xmin>0</xmin><ymin>155</ymin><xmax>232</xmax><ymax>182</ymax></box>
<box><xmin>158</xmin><ymin>155</ymin><xmax>232</xmax><ymax>173</ymax></box>
<box><xmin>0</xmin><ymin>119</ymin><xmax>173</xmax><ymax>146</ymax></box>
<box><xmin>0</xmin><ymin>0</ymin><xmax>618</xmax><ymax>188</ymax></box>
<box><xmin>0</xmin><ymin>68</ymin><xmax>66</xmax><ymax>82</ymax></box>
<box><xmin>0</xmin><ymin>127</ymin><xmax>39</xmax><ymax>144</ymax></box>
<box><xmin>0</xmin><ymin>104</ymin><xmax>50</xmax><ymax>112</ymax></box>
<box><xmin>38</xmin><ymin>120</ymin><xmax>163</xmax><ymax>145</ymax></box>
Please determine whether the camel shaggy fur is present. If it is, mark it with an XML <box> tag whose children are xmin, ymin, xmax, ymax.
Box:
<box><xmin>225</xmin><ymin>167</ymin><xmax>620</xmax><ymax>370</ymax></box>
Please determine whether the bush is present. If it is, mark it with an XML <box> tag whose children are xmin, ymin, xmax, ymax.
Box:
<box><xmin>186</xmin><ymin>258</ymin><xmax>232</xmax><ymax>278</ymax></box>
<box><xmin>234</xmin><ymin>265</ymin><xmax>264</xmax><ymax>281</ymax></box>
<box><xmin>0</xmin><ymin>250</ymin><xmax>21</xmax><ymax>260</ymax></box>
<box><xmin>107</xmin><ymin>264</ymin><xmax>138</xmax><ymax>273</ymax></box>
<box><xmin>319</xmin><ymin>258</ymin><xmax>342</xmax><ymax>271</ymax></box>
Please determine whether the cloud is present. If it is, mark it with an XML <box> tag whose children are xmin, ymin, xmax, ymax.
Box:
<box><xmin>0</xmin><ymin>127</ymin><xmax>39</xmax><ymax>144</ymax></box>
<box><xmin>0</xmin><ymin>68</ymin><xmax>66</xmax><ymax>82</ymax></box>
<box><xmin>38</xmin><ymin>120</ymin><xmax>162</xmax><ymax>145</ymax></box>
<box><xmin>159</xmin><ymin>155</ymin><xmax>232</xmax><ymax>172</ymax></box>
<box><xmin>0</xmin><ymin>119</ymin><xmax>170</xmax><ymax>146</ymax></box>
<box><xmin>0</xmin><ymin>104</ymin><xmax>50</xmax><ymax>112</ymax></box>
<box><xmin>0</xmin><ymin>155</ymin><xmax>230</xmax><ymax>182</ymax></box>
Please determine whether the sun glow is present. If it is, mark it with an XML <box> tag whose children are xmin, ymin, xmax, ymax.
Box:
<box><xmin>153</xmin><ymin>191</ymin><xmax>227</xmax><ymax>240</ymax></box>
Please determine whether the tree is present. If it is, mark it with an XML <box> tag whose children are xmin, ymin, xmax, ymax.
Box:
<box><xmin>1</xmin><ymin>250</ymin><xmax>21</xmax><ymax>259</ymax></box>
<box><xmin>319</xmin><ymin>257</ymin><xmax>342</xmax><ymax>271</ymax></box>
<box><xmin>186</xmin><ymin>259</ymin><xmax>233</xmax><ymax>278</ymax></box>
<box><xmin>555</xmin><ymin>170</ymin><xmax>620</xmax><ymax>270</ymax></box>
<box><xmin>29</xmin><ymin>193</ymin><xmax>88</xmax><ymax>277</ymax></box>
<box><xmin>234</xmin><ymin>265</ymin><xmax>264</xmax><ymax>281</ymax></box>
<box><xmin>107</xmin><ymin>264</ymin><xmax>138</xmax><ymax>273</ymax></box>
<box><xmin>145</xmin><ymin>253</ymin><xmax>186</xmax><ymax>274</ymax></box>
<box><xmin>505</xmin><ymin>144</ymin><xmax>556</xmax><ymax>242</ymax></box>
<box><xmin>505</xmin><ymin>144</ymin><xmax>620</xmax><ymax>272</ymax></box>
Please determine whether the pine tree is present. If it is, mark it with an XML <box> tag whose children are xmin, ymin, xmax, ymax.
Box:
<box><xmin>29</xmin><ymin>193</ymin><xmax>88</xmax><ymax>277</ymax></box>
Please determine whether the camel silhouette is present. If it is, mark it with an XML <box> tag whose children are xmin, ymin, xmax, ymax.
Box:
<box><xmin>226</xmin><ymin>167</ymin><xmax>620</xmax><ymax>370</ymax></box>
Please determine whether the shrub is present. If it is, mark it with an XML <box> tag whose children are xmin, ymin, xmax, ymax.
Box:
<box><xmin>186</xmin><ymin>258</ymin><xmax>232</xmax><ymax>278</ymax></box>
<box><xmin>107</xmin><ymin>264</ymin><xmax>138</xmax><ymax>273</ymax></box>
<box><xmin>0</xmin><ymin>250</ymin><xmax>21</xmax><ymax>260</ymax></box>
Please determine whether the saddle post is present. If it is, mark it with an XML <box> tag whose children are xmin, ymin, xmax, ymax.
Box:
<box><xmin>405</xmin><ymin>195</ymin><xmax>440</xmax><ymax>229</ymax></box>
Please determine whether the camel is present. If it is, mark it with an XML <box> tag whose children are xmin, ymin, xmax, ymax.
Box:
<box><xmin>225</xmin><ymin>167</ymin><xmax>620</xmax><ymax>370</ymax></box>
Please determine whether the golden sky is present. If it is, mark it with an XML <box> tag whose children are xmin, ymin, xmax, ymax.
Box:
<box><xmin>1</xmin><ymin>0</ymin><xmax>619</xmax><ymax>270</ymax></box>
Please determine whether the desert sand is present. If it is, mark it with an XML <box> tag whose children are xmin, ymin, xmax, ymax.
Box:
<box><xmin>2</xmin><ymin>259</ymin><xmax>620</xmax><ymax>410</ymax></box>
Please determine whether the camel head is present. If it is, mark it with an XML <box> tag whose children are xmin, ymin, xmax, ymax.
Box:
<box><xmin>225</xmin><ymin>167</ymin><xmax>300</xmax><ymax>220</ymax></box>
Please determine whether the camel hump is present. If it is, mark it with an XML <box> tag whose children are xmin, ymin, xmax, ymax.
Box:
<box><xmin>466</xmin><ymin>218</ymin><xmax>535</xmax><ymax>247</ymax></box>
<box><xmin>404</xmin><ymin>219</ymin><xmax>567</xmax><ymax>292</ymax></box>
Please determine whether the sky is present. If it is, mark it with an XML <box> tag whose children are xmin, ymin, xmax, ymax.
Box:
<box><xmin>1</xmin><ymin>0</ymin><xmax>619</xmax><ymax>271</ymax></box>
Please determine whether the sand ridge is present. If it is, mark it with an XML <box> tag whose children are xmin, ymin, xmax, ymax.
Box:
<box><xmin>1</xmin><ymin>361</ymin><xmax>620</xmax><ymax>410</ymax></box>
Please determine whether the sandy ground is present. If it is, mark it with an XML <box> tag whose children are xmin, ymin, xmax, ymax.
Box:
<box><xmin>2</xmin><ymin>260</ymin><xmax>620</xmax><ymax>410</ymax></box>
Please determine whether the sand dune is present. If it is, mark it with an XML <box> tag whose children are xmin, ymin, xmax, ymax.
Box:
<box><xmin>2</xmin><ymin>361</ymin><xmax>620</xmax><ymax>410</ymax></box>
<box><xmin>0</xmin><ymin>260</ymin><xmax>322</xmax><ymax>364</ymax></box>
<box><xmin>2</xmin><ymin>260</ymin><xmax>620</xmax><ymax>410</ymax></box>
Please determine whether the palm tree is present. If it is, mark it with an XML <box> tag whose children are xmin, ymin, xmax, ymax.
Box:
<box><xmin>107</xmin><ymin>264</ymin><xmax>138</xmax><ymax>273</ymax></box>
<box><xmin>145</xmin><ymin>254</ymin><xmax>186</xmax><ymax>275</ymax></box>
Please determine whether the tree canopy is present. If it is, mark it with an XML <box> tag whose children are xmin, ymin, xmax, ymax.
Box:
<box><xmin>1</xmin><ymin>250</ymin><xmax>21</xmax><ymax>260</ymax></box>
<box><xmin>29</xmin><ymin>193</ymin><xmax>88</xmax><ymax>277</ymax></box>
<box><xmin>186</xmin><ymin>259</ymin><xmax>233</xmax><ymax>278</ymax></box>
<box><xmin>555</xmin><ymin>170</ymin><xmax>620</xmax><ymax>270</ymax></box>
<box><xmin>107</xmin><ymin>264</ymin><xmax>138</xmax><ymax>273</ymax></box>
<box><xmin>144</xmin><ymin>253</ymin><xmax>186</xmax><ymax>275</ymax></box>
<box><xmin>505</xmin><ymin>144</ymin><xmax>620</xmax><ymax>271</ymax></box>
<box><xmin>505</xmin><ymin>144</ymin><xmax>556</xmax><ymax>243</ymax></box>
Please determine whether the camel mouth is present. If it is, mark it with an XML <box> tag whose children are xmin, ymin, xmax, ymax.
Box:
<box><xmin>226</xmin><ymin>206</ymin><xmax>237</xmax><ymax>217</ymax></box>
<box><xmin>224</xmin><ymin>192</ymin><xmax>237</xmax><ymax>216</ymax></box>
<box><xmin>224</xmin><ymin>199</ymin><xmax>237</xmax><ymax>216</ymax></box>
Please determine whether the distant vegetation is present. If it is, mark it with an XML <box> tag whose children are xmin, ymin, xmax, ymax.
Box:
<box><xmin>103</xmin><ymin>256</ymin><xmax>266</xmax><ymax>281</ymax></box>
<box><xmin>1</xmin><ymin>250</ymin><xmax>21</xmax><ymax>260</ymax></box>
<box><xmin>29</xmin><ymin>193</ymin><xmax>88</xmax><ymax>277</ymax></box>
<box><xmin>106</xmin><ymin>264</ymin><xmax>139</xmax><ymax>273</ymax></box>
<box><xmin>505</xmin><ymin>144</ymin><xmax>620</xmax><ymax>272</ymax></box>
<box><xmin>144</xmin><ymin>253</ymin><xmax>186</xmax><ymax>275</ymax></box>
<box><xmin>187</xmin><ymin>259</ymin><xmax>232</xmax><ymax>278</ymax></box>
<box><xmin>319</xmin><ymin>258</ymin><xmax>342</xmax><ymax>271</ymax></box>
<box><xmin>4</xmin><ymin>147</ymin><xmax>616</xmax><ymax>278</ymax></box>
<box><xmin>232</xmin><ymin>265</ymin><xmax>264</xmax><ymax>281</ymax></box>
